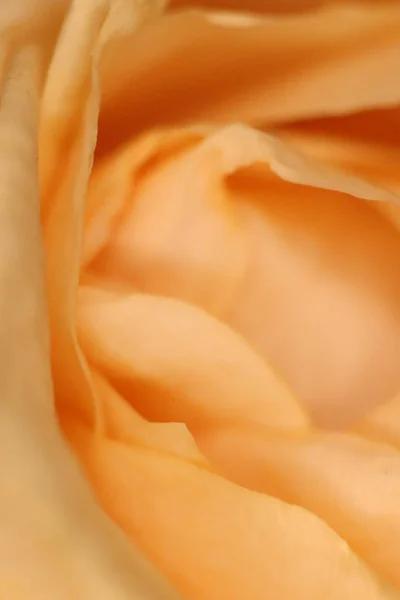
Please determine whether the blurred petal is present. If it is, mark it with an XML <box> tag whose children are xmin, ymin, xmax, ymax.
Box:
<box><xmin>64</xmin><ymin>417</ymin><xmax>400</xmax><ymax>600</ymax></box>
<box><xmin>78</xmin><ymin>289</ymin><xmax>308</xmax><ymax>431</ymax></box>
<box><xmin>169</xmin><ymin>0</ymin><xmax>330</xmax><ymax>12</ymax></box>
<box><xmin>97</xmin><ymin>3</ymin><xmax>400</xmax><ymax>156</ymax></box>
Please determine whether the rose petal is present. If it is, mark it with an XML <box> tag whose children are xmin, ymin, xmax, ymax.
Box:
<box><xmin>87</xmin><ymin>124</ymin><xmax>400</xmax><ymax>427</ymax></box>
<box><xmin>97</xmin><ymin>3</ymin><xmax>400</xmax><ymax>156</ymax></box>
<box><xmin>276</xmin><ymin>107</ymin><xmax>400</xmax><ymax>191</ymax></box>
<box><xmin>32</xmin><ymin>0</ymin><xmax>181</xmax><ymax>597</ymax></box>
<box><xmin>194</xmin><ymin>421</ymin><xmax>400</xmax><ymax>588</ymax></box>
<box><xmin>85</xmin><ymin>126</ymin><xmax>248</xmax><ymax>316</ymax></box>
<box><xmin>40</xmin><ymin>0</ymin><xmax>167</xmax><ymax>419</ymax></box>
<box><xmin>63</xmin><ymin>416</ymin><xmax>400</xmax><ymax>600</ymax></box>
<box><xmin>168</xmin><ymin>0</ymin><xmax>330</xmax><ymax>13</ymax></box>
<box><xmin>89</xmin><ymin>368</ymin><xmax>207</xmax><ymax>466</ymax></box>
<box><xmin>78</xmin><ymin>288</ymin><xmax>309</xmax><ymax>431</ymax></box>
<box><xmin>355</xmin><ymin>393</ymin><xmax>400</xmax><ymax>450</ymax></box>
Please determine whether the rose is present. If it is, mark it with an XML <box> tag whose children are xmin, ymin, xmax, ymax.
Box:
<box><xmin>3</xmin><ymin>1</ymin><xmax>400</xmax><ymax>599</ymax></box>
<box><xmin>50</xmin><ymin>1</ymin><xmax>400</xmax><ymax>598</ymax></box>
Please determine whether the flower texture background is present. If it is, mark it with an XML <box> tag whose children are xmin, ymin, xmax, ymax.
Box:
<box><xmin>2</xmin><ymin>0</ymin><xmax>400</xmax><ymax>599</ymax></box>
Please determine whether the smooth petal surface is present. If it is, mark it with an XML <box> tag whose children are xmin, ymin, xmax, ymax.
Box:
<box><xmin>0</xmin><ymin>0</ymin><xmax>181</xmax><ymax>598</ymax></box>
<box><xmin>63</xmin><ymin>416</ymin><xmax>400</xmax><ymax>600</ymax></box>
<box><xmin>193</xmin><ymin>422</ymin><xmax>400</xmax><ymax>588</ymax></box>
<box><xmin>78</xmin><ymin>289</ymin><xmax>308</xmax><ymax>431</ymax></box>
<box><xmin>356</xmin><ymin>393</ymin><xmax>400</xmax><ymax>450</ymax></box>
<box><xmin>89</xmin><ymin>369</ymin><xmax>207</xmax><ymax>465</ymax></box>
<box><xmin>275</xmin><ymin>107</ymin><xmax>400</xmax><ymax>206</ymax></box>
<box><xmin>41</xmin><ymin>0</ymin><xmax>167</xmax><ymax>420</ymax></box>
<box><xmin>24</xmin><ymin>0</ymin><xmax>400</xmax><ymax>598</ymax></box>
<box><xmin>85</xmin><ymin>124</ymin><xmax>400</xmax><ymax>427</ymax></box>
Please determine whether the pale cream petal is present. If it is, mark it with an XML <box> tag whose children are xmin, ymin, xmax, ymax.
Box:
<box><xmin>96</xmin><ymin>3</ymin><xmax>400</xmax><ymax>156</ymax></box>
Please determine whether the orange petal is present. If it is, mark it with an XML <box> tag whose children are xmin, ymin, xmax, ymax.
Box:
<box><xmin>64</xmin><ymin>416</ymin><xmax>400</xmax><ymax>600</ymax></box>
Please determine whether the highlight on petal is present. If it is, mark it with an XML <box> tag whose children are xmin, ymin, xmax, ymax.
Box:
<box><xmin>85</xmin><ymin>123</ymin><xmax>400</xmax><ymax>427</ymax></box>
<box><xmin>96</xmin><ymin>2</ymin><xmax>400</xmax><ymax>156</ymax></box>
<box><xmin>63</xmin><ymin>417</ymin><xmax>400</xmax><ymax>600</ymax></box>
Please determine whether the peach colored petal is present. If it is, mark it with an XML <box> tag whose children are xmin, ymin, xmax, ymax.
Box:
<box><xmin>168</xmin><ymin>0</ymin><xmax>325</xmax><ymax>12</ymax></box>
<box><xmin>276</xmin><ymin>107</ymin><xmax>400</xmax><ymax>194</ymax></box>
<box><xmin>89</xmin><ymin>369</ymin><xmax>207</xmax><ymax>466</ymax></box>
<box><xmin>193</xmin><ymin>422</ymin><xmax>400</xmax><ymax>588</ymax></box>
<box><xmin>355</xmin><ymin>393</ymin><xmax>400</xmax><ymax>450</ymax></box>
<box><xmin>274</xmin><ymin>107</ymin><xmax>400</xmax><ymax>237</ymax></box>
<box><xmin>83</xmin><ymin>127</ymin><xmax>206</xmax><ymax>271</ymax></box>
<box><xmin>63</xmin><ymin>416</ymin><xmax>400</xmax><ymax>600</ymax></box>
<box><xmin>169</xmin><ymin>0</ymin><xmax>400</xmax><ymax>12</ymax></box>
<box><xmin>225</xmin><ymin>147</ymin><xmax>400</xmax><ymax>426</ymax></box>
<box><xmin>87</xmin><ymin>124</ymin><xmax>400</xmax><ymax>427</ymax></box>
<box><xmin>78</xmin><ymin>288</ymin><xmax>309</xmax><ymax>431</ymax></box>
<box><xmin>85</xmin><ymin>127</ymin><xmax>248</xmax><ymax>316</ymax></box>
<box><xmin>97</xmin><ymin>3</ymin><xmax>400</xmax><ymax>156</ymax></box>
<box><xmin>0</xmin><ymin>2</ymin><xmax>179</xmax><ymax>598</ymax></box>
<box><xmin>40</xmin><ymin>0</ymin><xmax>166</xmax><ymax>420</ymax></box>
